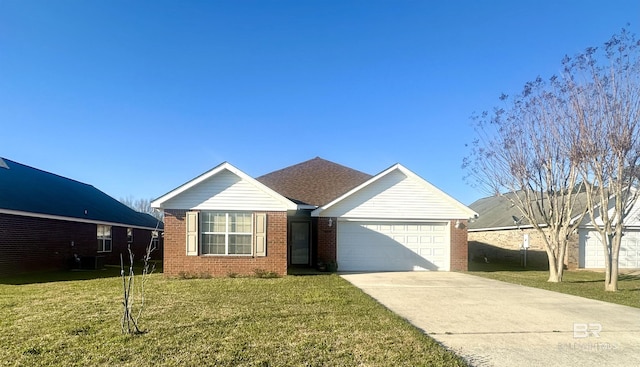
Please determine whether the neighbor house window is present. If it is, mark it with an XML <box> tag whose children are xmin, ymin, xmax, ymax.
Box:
<box><xmin>97</xmin><ymin>225</ymin><xmax>112</xmax><ymax>252</ymax></box>
<box><xmin>201</xmin><ymin>212</ymin><xmax>252</xmax><ymax>255</ymax></box>
<box><xmin>151</xmin><ymin>230</ymin><xmax>159</xmax><ymax>251</ymax></box>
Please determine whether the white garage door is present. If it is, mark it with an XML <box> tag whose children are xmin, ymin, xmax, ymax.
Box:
<box><xmin>337</xmin><ymin>221</ymin><xmax>450</xmax><ymax>271</ymax></box>
<box><xmin>582</xmin><ymin>230</ymin><xmax>640</xmax><ymax>268</ymax></box>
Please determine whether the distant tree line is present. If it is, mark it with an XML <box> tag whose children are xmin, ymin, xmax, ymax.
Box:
<box><xmin>119</xmin><ymin>196</ymin><xmax>164</xmax><ymax>221</ymax></box>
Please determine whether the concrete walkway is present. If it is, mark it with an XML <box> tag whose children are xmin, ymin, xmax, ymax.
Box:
<box><xmin>341</xmin><ymin>272</ymin><xmax>640</xmax><ymax>367</ymax></box>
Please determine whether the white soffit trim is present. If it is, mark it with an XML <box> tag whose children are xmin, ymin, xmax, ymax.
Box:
<box><xmin>311</xmin><ymin>163</ymin><xmax>478</xmax><ymax>218</ymax></box>
<box><xmin>151</xmin><ymin>162</ymin><xmax>297</xmax><ymax>210</ymax></box>
<box><xmin>0</xmin><ymin>208</ymin><xmax>162</xmax><ymax>231</ymax></box>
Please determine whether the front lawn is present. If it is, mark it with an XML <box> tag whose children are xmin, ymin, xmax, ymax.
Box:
<box><xmin>468</xmin><ymin>263</ymin><xmax>640</xmax><ymax>309</ymax></box>
<box><xmin>0</xmin><ymin>271</ymin><xmax>467</xmax><ymax>367</ymax></box>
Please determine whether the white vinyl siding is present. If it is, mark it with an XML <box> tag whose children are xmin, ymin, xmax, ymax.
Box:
<box><xmin>320</xmin><ymin>169</ymin><xmax>471</xmax><ymax>219</ymax></box>
<box><xmin>161</xmin><ymin>170</ymin><xmax>293</xmax><ymax>211</ymax></box>
<box><xmin>338</xmin><ymin>221</ymin><xmax>450</xmax><ymax>271</ymax></box>
<box><xmin>97</xmin><ymin>225</ymin><xmax>112</xmax><ymax>253</ymax></box>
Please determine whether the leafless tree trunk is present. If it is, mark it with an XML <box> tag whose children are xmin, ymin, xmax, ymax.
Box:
<box><xmin>465</xmin><ymin>77</ymin><xmax>587</xmax><ymax>282</ymax></box>
<box><xmin>466</xmin><ymin>28</ymin><xmax>640</xmax><ymax>289</ymax></box>
<box><xmin>564</xmin><ymin>29</ymin><xmax>640</xmax><ymax>291</ymax></box>
<box><xmin>121</xmin><ymin>224</ymin><xmax>157</xmax><ymax>334</ymax></box>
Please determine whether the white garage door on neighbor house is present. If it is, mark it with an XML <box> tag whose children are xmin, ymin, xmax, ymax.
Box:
<box><xmin>337</xmin><ymin>221</ymin><xmax>450</xmax><ymax>271</ymax></box>
<box><xmin>581</xmin><ymin>230</ymin><xmax>640</xmax><ymax>269</ymax></box>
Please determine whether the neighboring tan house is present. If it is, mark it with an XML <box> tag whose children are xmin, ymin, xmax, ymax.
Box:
<box><xmin>468</xmin><ymin>191</ymin><xmax>640</xmax><ymax>270</ymax></box>
<box><xmin>0</xmin><ymin>157</ymin><xmax>163</xmax><ymax>276</ymax></box>
<box><xmin>151</xmin><ymin>157</ymin><xmax>477</xmax><ymax>276</ymax></box>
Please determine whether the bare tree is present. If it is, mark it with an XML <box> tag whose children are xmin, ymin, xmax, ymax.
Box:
<box><xmin>120</xmin><ymin>196</ymin><xmax>164</xmax><ymax>221</ymax></box>
<box><xmin>466</xmin><ymin>28</ymin><xmax>640</xmax><ymax>290</ymax></box>
<box><xmin>121</xmin><ymin>222</ymin><xmax>158</xmax><ymax>334</ymax></box>
<box><xmin>564</xmin><ymin>28</ymin><xmax>640</xmax><ymax>291</ymax></box>
<box><xmin>465</xmin><ymin>76</ymin><xmax>588</xmax><ymax>283</ymax></box>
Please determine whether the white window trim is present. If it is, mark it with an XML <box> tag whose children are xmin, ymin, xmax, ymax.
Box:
<box><xmin>201</xmin><ymin>212</ymin><xmax>253</xmax><ymax>256</ymax></box>
<box><xmin>97</xmin><ymin>224</ymin><xmax>112</xmax><ymax>253</ymax></box>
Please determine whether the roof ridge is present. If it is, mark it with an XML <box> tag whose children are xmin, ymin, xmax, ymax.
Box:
<box><xmin>257</xmin><ymin>157</ymin><xmax>372</xmax><ymax>179</ymax></box>
<box><xmin>255</xmin><ymin>157</ymin><xmax>373</xmax><ymax>206</ymax></box>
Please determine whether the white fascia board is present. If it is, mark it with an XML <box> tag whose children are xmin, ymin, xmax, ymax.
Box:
<box><xmin>0</xmin><ymin>208</ymin><xmax>162</xmax><ymax>231</ymax></box>
<box><xmin>394</xmin><ymin>164</ymin><xmax>478</xmax><ymax>219</ymax></box>
<box><xmin>151</xmin><ymin>162</ymin><xmax>297</xmax><ymax>210</ymax></box>
<box><xmin>312</xmin><ymin>163</ymin><xmax>478</xmax><ymax>219</ymax></box>
<box><xmin>151</xmin><ymin>162</ymin><xmax>230</xmax><ymax>208</ymax></box>
<box><xmin>311</xmin><ymin>164</ymin><xmax>395</xmax><ymax>217</ymax></box>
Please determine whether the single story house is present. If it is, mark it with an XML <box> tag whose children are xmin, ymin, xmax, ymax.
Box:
<box><xmin>0</xmin><ymin>157</ymin><xmax>163</xmax><ymax>276</ymax></box>
<box><xmin>151</xmin><ymin>157</ymin><xmax>477</xmax><ymax>276</ymax></box>
<box><xmin>468</xmin><ymin>191</ymin><xmax>640</xmax><ymax>270</ymax></box>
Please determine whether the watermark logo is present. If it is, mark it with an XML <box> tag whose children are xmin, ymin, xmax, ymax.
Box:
<box><xmin>573</xmin><ymin>323</ymin><xmax>602</xmax><ymax>338</ymax></box>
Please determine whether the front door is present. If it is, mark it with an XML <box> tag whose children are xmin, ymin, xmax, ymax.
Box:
<box><xmin>290</xmin><ymin>221</ymin><xmax>310</xmax><ymax>265</ymax></box>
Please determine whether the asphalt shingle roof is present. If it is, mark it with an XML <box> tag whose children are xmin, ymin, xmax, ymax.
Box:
<box><xmin>0</xmin><ymin>158</ymin><xmax>162</xmax><ymax>229</ymax></box>
<box><xmin>256</xmin><ymin>157</ymin><xmax>372</xmax><ymax>207</ymax></box>
<box><xmin>468</xmin><ymin>191</ymin><xmax>590</xmax><ymax>230</ymax></box>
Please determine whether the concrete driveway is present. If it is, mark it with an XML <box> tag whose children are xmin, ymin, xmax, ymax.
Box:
<box><xmin>341</xmin><ymin>272</ymin><xmax>640</xmax><ymax>367</ymax></box>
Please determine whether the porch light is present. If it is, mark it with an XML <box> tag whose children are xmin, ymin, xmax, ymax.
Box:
<box><xmin>328</xmin><ymin>218</ymin><xmax>333</xmax><ymax>227</ymax></box>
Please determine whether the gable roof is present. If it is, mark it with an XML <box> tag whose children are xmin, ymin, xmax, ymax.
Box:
<box><xmin>256</xmin><ymin>157</ymin><xmax>372</xmax><ymax>207</ymax></box>
<box><xmin>311</xmin><ymin>163</ymin><xmax>478</xmax><ymax>219</ymax></box>
<box><xmin>468</xmin><ymin>191</ymin><xmax>590</xmax><ymax>231</ymax></box>
<box><xmin>0</xmin><ymin>158</ymin><xmax>162</xmax><ymax>230</ymax></box>
<box><xmin>151</xmin><ymin>162</ymin><xmax>297</xmax><ymax>211</ymax></box>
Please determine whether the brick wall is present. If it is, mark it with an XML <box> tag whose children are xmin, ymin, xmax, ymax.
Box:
<box><xmin>468</xmin><ymin>227</ymin><xmax>579</xmax><ymax>269</ymax></box>
<box><xmin>0</xmin><ymin>213</ymin><xmax>157</xmax><ymax>276</ymax></box>
<box><xmin>163</xmin><ymin>210</ymin><xmax>288</xmax><ymax>277</ymax></box>
<box><xmin>317</xmin><ymin>217</ymin><xmax>337</xmax><ymax>263</ymax></box>
<box><xmin>450</xmin><ymin>220</ymin><xmax>469</xmax><ymax>271</ymax></box>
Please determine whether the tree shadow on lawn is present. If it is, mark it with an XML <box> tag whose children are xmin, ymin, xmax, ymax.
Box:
<box><xmin>0</xmin><ymin>262</ymin><xmax>162</xmax><ymax>285</ymax></box>
<box><xmin>467</xmin><ymin>259</ymin><xmax>548</xmax><ymax>272</ymax></box>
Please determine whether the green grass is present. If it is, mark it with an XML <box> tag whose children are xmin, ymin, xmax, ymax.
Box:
<box><xmin>468</xmin><ymin>262</ymin><xmax>640</xmax><ymax>308</ymax></box>
<box><xmin>0</xmin><ymin>271</ymin><xmax>466</xmax><ymax>367</ymax></box>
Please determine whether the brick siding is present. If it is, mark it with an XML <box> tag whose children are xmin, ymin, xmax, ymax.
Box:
<box><xmin>468</xmin><ymin>227</ymin><xmax>579</xmax><ymax>269</ymax></box>
<box><xmin>317</xmin><ymin>217</ymin><xmax>337</xmax><ymax>263</ymax></box>
<box><xmin>450</xmin><ymin>220</ymin><xmax>469</xmax><ymax>271</ymax></box>
<box><xmin>0</xmin><ymin>213</ymin><xmax>159</xmax><ymax>276</ymax></box>
<box><xmin>163</xmin><ymin>210</ymin><xmax>288</xmax><ymax>277</ymax></box>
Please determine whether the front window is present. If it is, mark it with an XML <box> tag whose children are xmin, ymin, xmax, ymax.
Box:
<box><xmin>201</xmin><ymin>212</ymin><xmax>252</xmax><ymax>255</ymax></box>
<box><xmin>97</xmin><ymin>225</ymin><xmax>112</xmax><ymax>252</ymax></box>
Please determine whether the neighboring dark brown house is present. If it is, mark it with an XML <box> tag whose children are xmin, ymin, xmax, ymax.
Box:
<box><xmin>0</xmin><ymin>157</ymin><xmax>163</xmax><ymax>276</ymax></box>
<box><xmin>152</xmin><ymin>157</ymin><xmax>477</xmax><ymax>277</ymax></box>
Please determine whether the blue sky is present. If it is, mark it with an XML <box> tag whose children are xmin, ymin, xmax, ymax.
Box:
<box><xmin>1</xmin><ymin>1</ymin><xmax>638</xmax><ymax>206</ymax></box>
